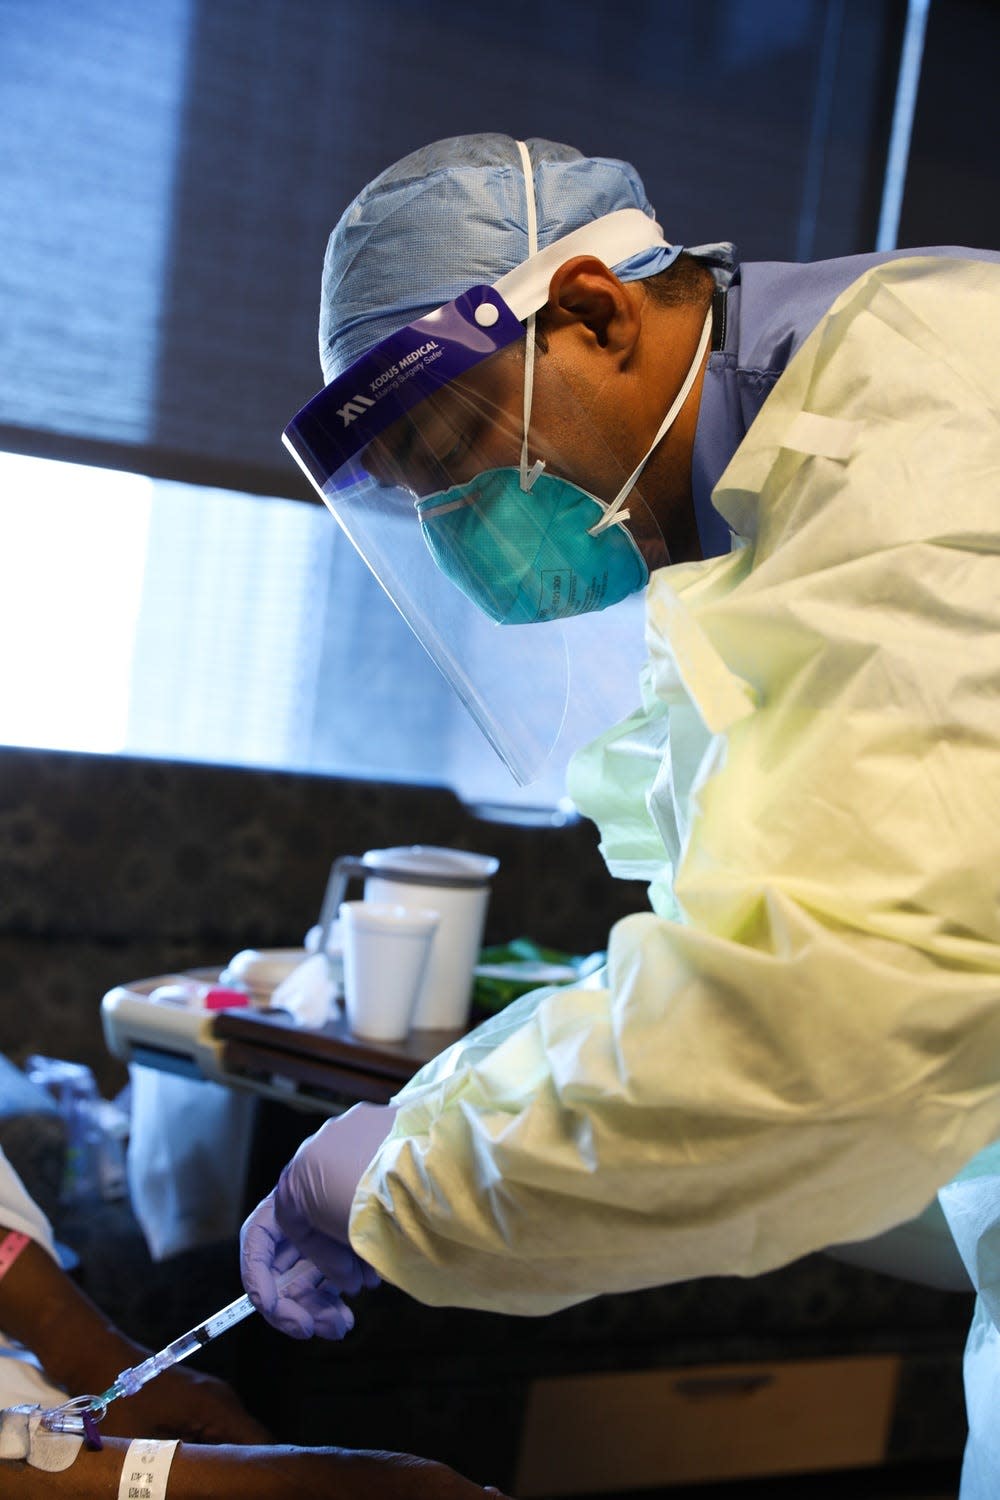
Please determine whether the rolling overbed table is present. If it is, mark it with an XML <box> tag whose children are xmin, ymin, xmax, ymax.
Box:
<box><xmin>101</xmin><ymin>969</ymin><xmax>466</xmax><ymax>1113</ymax></box>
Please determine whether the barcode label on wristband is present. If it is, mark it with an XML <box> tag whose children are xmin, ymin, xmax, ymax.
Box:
<box><xmin>117</xmin><ymin>1439</ymin><xmax>178</xmax><ymax>1500</ymax></box>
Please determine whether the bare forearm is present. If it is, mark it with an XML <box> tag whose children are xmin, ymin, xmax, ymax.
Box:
<box><xmin>0</xmin><ymin>1231</ymin><xmax>146</xmax><ymax>1395</ymax></box>
<box><xmin>0</xmin><ymin>1439</ymin><xmax>509</xmax><ymax>1499</ymax></box>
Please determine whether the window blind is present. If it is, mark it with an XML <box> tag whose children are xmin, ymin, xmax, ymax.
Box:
<box><xmin>0</xmin><ymin>0</ymin><xmax>904</xmax><ymax>500</ymax></box>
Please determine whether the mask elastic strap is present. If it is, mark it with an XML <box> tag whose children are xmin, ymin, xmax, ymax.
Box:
<box><xmin>588</xmin><ymin>306</ymin><xmax>713</xmax><ymax>536</ymax></box>
<box><xmin>516</xmin><ymin>141</ymin><xmax>545</xmax><ymax>493</ymax></box>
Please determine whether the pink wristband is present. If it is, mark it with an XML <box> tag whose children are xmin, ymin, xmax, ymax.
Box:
<box><xmin>0</xmin><ymin>1230</ymin><xmax>31</xmax><ymax>1281</ymax></box>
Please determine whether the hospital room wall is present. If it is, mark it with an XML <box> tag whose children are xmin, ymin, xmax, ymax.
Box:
<box><xmin>897</xmin><ymin>0</ymin><xmax>999</xmax><ymax>252</ymax></box>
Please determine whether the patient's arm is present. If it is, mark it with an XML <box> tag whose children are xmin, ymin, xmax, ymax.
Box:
<box><xmin>0</xmin><ymin>1438</ymin><xmax>510</xmax><ymax>1499</ymax></box>
<box><xmin>0</xmin><ymin>1227</ymin><xmax>144</xmax><ymax>1395</ymax></box>
<box><xmin>0</xmin><ymin>1228</ymin><xmax>269</xmax><ymax>1442</ymax></box>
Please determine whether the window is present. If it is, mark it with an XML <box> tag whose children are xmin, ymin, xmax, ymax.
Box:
<box><xmin>0</xmin><ymin>452</ymin><xmax>645</xmax><ymax>809</ymax></box>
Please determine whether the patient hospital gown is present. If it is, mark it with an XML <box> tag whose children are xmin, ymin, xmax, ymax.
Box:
<box><xmin>0</xmin><ymin>1148</ymin><xmax>65</xmax><ymax>1407</ymax></box>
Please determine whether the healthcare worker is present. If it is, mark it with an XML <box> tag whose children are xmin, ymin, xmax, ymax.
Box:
<box><xmin>241</xmin><ymin>136</ymin><xmax>1000</xmax><ymax>1491</ymax></box>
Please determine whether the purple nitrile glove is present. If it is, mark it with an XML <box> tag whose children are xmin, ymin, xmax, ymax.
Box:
<box><xmin>240</xmin><ymin>1193</ymin><xmax>366</xmax><ymax>1340</ymax></box>
<box><xmin>273</xmin><ymin>1103</ymin><xmax>398</xmax><ymax>1282</ymax></box>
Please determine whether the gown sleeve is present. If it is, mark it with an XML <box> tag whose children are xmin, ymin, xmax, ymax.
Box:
<box><xmin>349</xmin><ymin>257</ymin><xmax>1000</xmax><ymax>1314</ymax></box>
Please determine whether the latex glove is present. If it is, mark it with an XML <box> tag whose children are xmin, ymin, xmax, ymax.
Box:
<box><xmin>273</xmin><ymin>1103</ymin><xmax>398</xmax><ymax>1282</ymax></box>
<box><xmin>240</xmin><ymin>1193</ymin><xmax>370</xmax><ymax>1340</ymax></box>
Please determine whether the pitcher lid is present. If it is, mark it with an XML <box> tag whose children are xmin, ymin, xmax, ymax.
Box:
<box><xmin>362</xmin><ymin>845</ymin><xmax>498</xmax><ymax>886</ymax></box>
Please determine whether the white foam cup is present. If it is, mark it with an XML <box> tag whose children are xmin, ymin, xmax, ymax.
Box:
<box><xmin>339</xmin><ymin>901</ymin><xmax>440</xmax><ymax>1042</ymax></box>
<box><xmin>360</xmin><ymin>847</ymin><xmax>498</xmax><ymax>1029</ymax></box>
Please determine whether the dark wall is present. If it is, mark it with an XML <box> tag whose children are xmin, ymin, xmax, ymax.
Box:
<box><xmin>899</xmin><ymin>0</ymin><xmax>999</xmax><ymax>250</ymax></box>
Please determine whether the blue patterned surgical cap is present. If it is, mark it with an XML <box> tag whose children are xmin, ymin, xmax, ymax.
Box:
<box><xmin>319</xmin><ymin>134</ymin><xmax>682</xmax><ymax>383</ymax></box>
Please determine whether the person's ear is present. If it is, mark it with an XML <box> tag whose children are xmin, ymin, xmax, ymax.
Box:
<box><xmin>544</xmin><ymin>256</ymin><xmax>642</xmax><ymax>357</ymax></box>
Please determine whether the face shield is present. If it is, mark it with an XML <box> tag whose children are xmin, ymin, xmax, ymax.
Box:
<box><xmin>284</xmin><ymin>208</ymin><xmax>707</xmax><ymax>786</ymax></box>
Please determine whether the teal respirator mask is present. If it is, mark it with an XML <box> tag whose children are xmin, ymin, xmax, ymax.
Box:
<box><xmin>415</xmin><ymin>468</ymin><xmax>649</xmax><ymax>626</ymax></box>
<box><xmin>413</xmin><ymin>281</ymin><xmax>709</xmax><ymax>625</ymax></box>
<box><xmin>282</xmin><ymin>142</ymin><xmax>709</xmax><ymax>784</ymax></box>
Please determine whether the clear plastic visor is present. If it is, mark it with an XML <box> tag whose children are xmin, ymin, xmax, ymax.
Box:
<box><xmin>284</xmin><ymin>288</ymin><xmax>663</xmax><ymax>787</ymax></box>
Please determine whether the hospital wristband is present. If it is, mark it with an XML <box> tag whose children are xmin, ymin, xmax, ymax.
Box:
<box><xmin>0</xmin><ymin>1229</ymin><xmax>30</xmax><ymax>1281</ymax></box>
<box><xmin>117</xmin><ymin>1438</ymin><xmax>178</xmax><ymax>1500</ymax></box>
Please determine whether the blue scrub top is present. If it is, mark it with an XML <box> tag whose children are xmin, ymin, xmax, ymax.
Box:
<box><xmin>691</xmin><ymin>246</ymin><xmax>1000</xmax><ymax>559</ymax></box>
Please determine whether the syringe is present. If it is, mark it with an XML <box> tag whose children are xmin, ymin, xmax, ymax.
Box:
<box><xmin>100</xmin><ymin>1292</ymin><xmax>257</xmax><ymax>1404</ymax></box>
<box><xmin>41</xmin><ymin>1293</ymin><xmax>258</xmax><ymax>1432</ymax></box>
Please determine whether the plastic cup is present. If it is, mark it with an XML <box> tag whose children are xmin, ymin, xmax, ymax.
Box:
<box><xmin>339</xmin><ymin>901</ymin><xmax>439</xmax><ymax>1042</ymax></box>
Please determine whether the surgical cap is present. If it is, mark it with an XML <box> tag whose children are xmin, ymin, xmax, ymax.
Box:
<box><xmin>320</xmin><ymin>133</ymin><xmax>680</xmax><ymax>382</ymax></box>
